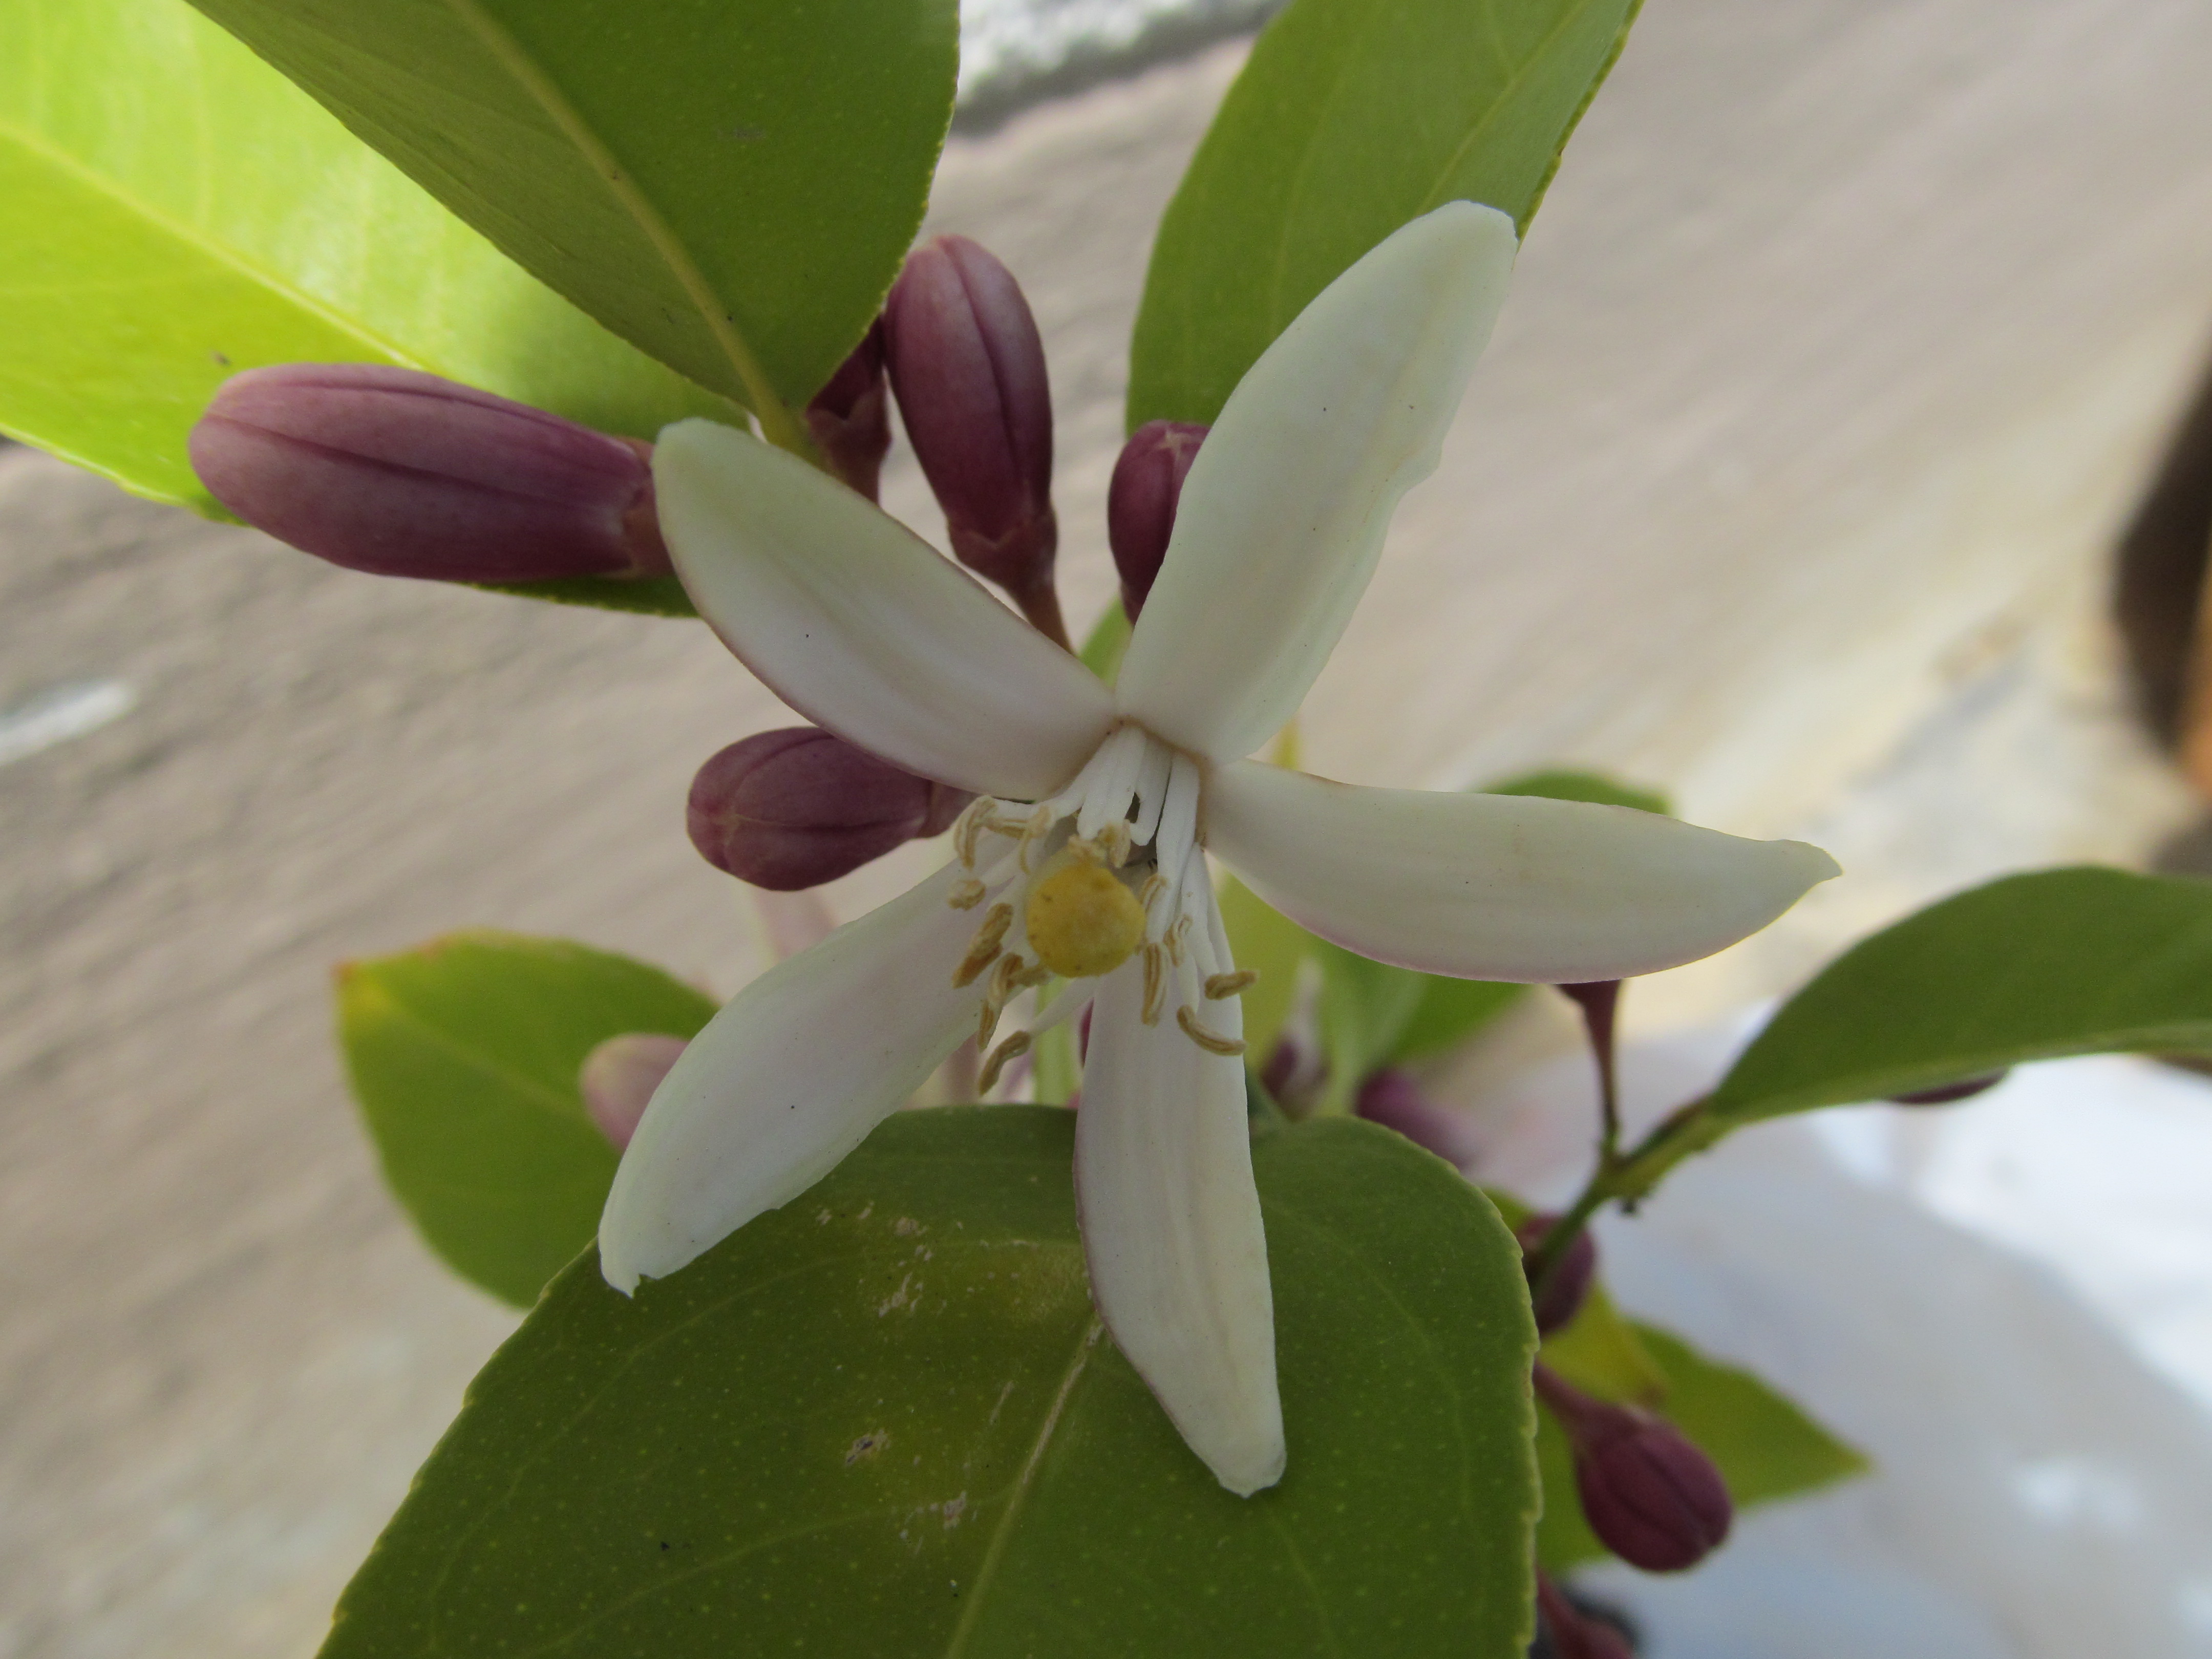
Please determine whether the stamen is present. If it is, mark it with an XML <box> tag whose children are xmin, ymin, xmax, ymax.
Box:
<box><xmin>1165</xmin><ymin>912</ymin><xmax>1192</xmax><ymax>967</ymax></box>
<box><xmin>952</xmin><ymin>903</ymin><xmax>1012</xmax><ymax>987</ymax></box>
<box><xmin>947</xmin><ymin>877</ymin><xmax>987</xmax><ymax>911</ymax></box>
<box><xmin>1140</xmin><ymin>943</ymin><xmax>1168</xmax><ymax>1025</ymax></box>
<box><xmin>976</xmin><ymin>1031</ymin><xmax>1032</xmax><ymax>1094</ymax></box>
<box><xmin>1177</xmin><ymin>1006</ymin><xmax>1247</xmax><ymax>1056</ymax></box>
<box><xmin>1016</xmin><ymin>804</ymin><xmax>1052</xmax><ymax>871</ymax></box>
<box><xmin>1204</xmin><ymin>969</ymin><xmax>1258</xmax><ymax>999</ymax></box>
<box><xmin>1094</xmin><ymin>819</ymin><xmax>1132</xmax><ymax>868</ymax></box>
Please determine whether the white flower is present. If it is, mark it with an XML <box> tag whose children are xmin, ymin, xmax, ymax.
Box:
<box><xmin>598</xmin><ymin>203</ymin><xmax>1839</xmax><ymax>1496</ymax></box>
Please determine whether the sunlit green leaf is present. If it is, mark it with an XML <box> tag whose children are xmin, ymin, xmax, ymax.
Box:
<box><xmin>189</xmin><ymin>0</ymin><xmax>958</xmax><ymax>438</ymax></box>
<box><xmin>323</xmin><ymin>1110</ymin><xmax>1541</xmax><ymax>1657</ymax></box>
<box><xmin>1713</xmin><ymin>867</ymin><xmax>2212</xmax><ymax>1120</ymax></box>
<box><xmin>0</xmin><ymin>0</ymin><xmax>730</xmax><ymax>544</ymax></box>
<box><xmin>337</xmin><ymin>930</ymin><xmax>716</xmax><ymax>1306</ymax></box>
<box><xmin>1129</xmin><ymin>0</ymin><xmax>1643</xmax><ymax>429</ymax></box>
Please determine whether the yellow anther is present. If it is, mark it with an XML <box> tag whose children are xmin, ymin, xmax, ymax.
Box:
<box><xmin>948</xmin><ymin>878</ymin><xmax>988</xmax><ymax>911</ymax></box>
<box><xmin>1140</xmin><ymin>943</ymin><xmax>1167</xmax><ymax>1025</ymax></box>
<box><xmin>952</xmin><ymin>904</ymin><xmax>1012</xmax><ymax>988</ymax></box>
<box><xmin>1204</xmin><ymin>970</ymin><xmax>1258</xmax><ymax>1000</ymax></box>
<box><xmin>976</xmin><ymin>1031</ymin><xmax>1032</xmax><ymax>1094</ymax></box>
<box><xmin>1025</xmin><ymin>861</ymin><xmax>1148</xmax><ymax>981</ymax></box>
<box><xmin>1177</xmin><ymin>1006</ymin><xmax>1246</xmax><ymax>1056</ymax></box>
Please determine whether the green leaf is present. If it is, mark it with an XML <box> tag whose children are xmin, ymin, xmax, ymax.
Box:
<box><xmin>1314</xmin><ymin>940</ymin><xmax>1431</xmax><ymax>1113</ymax></box>
<box><xmin>337</xmin><ymin>930</ymin><xmax>717</xmax><ymax>1306</ymax></box>
<box><xmin>188</xmin><ymin>0</ymin><xmax>959</xmax><ymax>438</ymax></box>
<box><xmin>0</xmin><ymin>0</ymin><xmax>731</xmax><ymax>542</ymax></box>
<box><xmin>1128</xmin><ymin>0</ymin><xmax>1644</xmax><ymax>429</ymax></box>
<box><xmin>1487</xmin><ymin>768</ymin><xmax>1669</xmax><ymax>816</ymax></box>
<box><xmin>1535</xmin><ymin>1315</ymin><xmax>1866</xmax><ymax>1571</ymax></box>
<box><xmin>1218</xmin><ymin>874</ymin><xmax>1313</xmax><ymax>1065</ymax></box>
<box><xmin>323</xmin><ymin>1110</ymin><xmax>1541</xmax><ymax>1657</ymax></box>
<box><xmin>1078</xmin><ymin>598</ymin><xmax>1134</xmax><ymax>685</ymax></box>
<box><xmin>1713</xmin><ymin>867</ymin><xmax>2212</xmax><ymax>1120</ymax></box>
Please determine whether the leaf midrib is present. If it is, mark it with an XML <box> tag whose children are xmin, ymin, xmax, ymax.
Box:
<box><xmin>435</xmin><ymin>0</ymin><xmax>798</xmax><ymax>443</ymax></box>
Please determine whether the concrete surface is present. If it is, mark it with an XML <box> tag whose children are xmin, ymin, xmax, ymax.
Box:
<box><xmin>6</xmin><ymin>3</ymin><xmax>2212</xmax><ymax>1653</ymax></box>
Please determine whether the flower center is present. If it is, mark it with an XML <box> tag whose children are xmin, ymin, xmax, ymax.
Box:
<box><xmin>942</xmin><ymin>722</ymin><xmax>1249</xmax><ymax>1089</ymax></box>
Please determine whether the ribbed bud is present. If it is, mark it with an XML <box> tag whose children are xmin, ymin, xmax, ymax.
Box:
<box><xmin>687</xmin><ymin>728</ymin><xmax>971</xmax><ymax>891</ymax></box>
<box><xmin>884</xmin><ymin>236</ymin><xmax>1062</xmax><ymax>637</ymax></box>
<box><xmin>579</xmin><ymin>1033</ymin><xmax>687</xmax><ymax>1151</ymax></box>
<box><xmin>1890</xmin><ymin>1071</ymin><xmax>2007</xmax><ymax>1105</ymax></box>
<box><xmin>1516</xmin><ymin>1214</ymin><xmax>1598</xmax><ymax>1336</ymax></box>
<box><xmin>189</xmin><ymin>364</ymin><xmax>670</xmax><ymax>583</ymax></box>
<box><xmin>1537</xmin><ymin>1367</ymin><xmax>1733</xmax><ymax>1572</ymax></box>
<box><xmin>805</xmin><ymin>318</ymin><xmax>892</xmax><ymax>500</ymax></box>
<box><xmin>1107</xmin><ymin>420</ymin><xmax>1206</xmax><ymax>619</ymax></box>
<box><xmin>1355</xmin><ymin>1067</ymin><xmax>1483</xmax><ymax>1169</ymax></box>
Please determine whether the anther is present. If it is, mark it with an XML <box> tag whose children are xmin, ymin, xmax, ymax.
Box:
<box><xmin>1204</xmin><ymin>970</ymin><xmax>1258</xmax><ymax>1000</ymax></box>
<box><xmin>1095</xmin><ymin>820</ymin><xmax>1133</xmax><ymax>868</ymax></box>
<box><xmin>952</xmin><ymin>903</ymin><xmax>1012</xmax><ymax>988</ymax></box>
<box><xmin>1140</xmin><ymin>944</ymin><xmax>1167</xmax><ymax>1025</ymax></box>
<box><xmin>1177</xmin><ymin>1007</ymin><xmax>1246</xmax><ymax>1056</ymax></box>
<box><xmin>947</xmin><ymin>878</ymin><xmax>987</xmax><ymax>910</ymax></box>
<box><xmin>976</xmin><ymin>1031</ymin><xmax>1032</xmax><ymax>1094</ymax></box>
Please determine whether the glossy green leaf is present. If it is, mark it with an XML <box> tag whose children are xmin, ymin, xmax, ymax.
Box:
<box><xmin>1535</xmin><ymin>1315</ymin><xmax>1866</xmax><ymax>1571</ymax></box>
<box><xmin>323</xmin><ymin>1109</ymin><xmax>1541</xmax><ymax>1657</ymax></box>
<box><xmin>1128</xmin><ymin>0</ymin><xmax>1644</xmax><ymax>429</ymax></box>
<box><xmin>1713</xmin><ymin>867</ymin><xmax>2212</xmax><ymax>1120</ymax></box>
<box><xmin>189</xmin><ymin>0</ymin><xmax>958</xmax><ymax>441</ymax></box>
<box><xmin>338</xmin><ymin>930</ymin><xmax>716</xmax><ymax>1306</ymax></box>
<box><xmin>1</xmin><ymin>0</ymin><xmax>730</xmax><ymax>544</ymax></box>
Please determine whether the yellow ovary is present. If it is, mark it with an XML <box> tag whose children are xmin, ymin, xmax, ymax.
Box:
<box><xmin>1025</xmin><ymin>862</ymin><xmax>1148</xmax><ymax>980</ymax></box>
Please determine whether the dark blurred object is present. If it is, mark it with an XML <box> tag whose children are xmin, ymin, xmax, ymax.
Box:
<box><xmin>1108</xmin><ymin>419</ymin><xmax>1206</xmax><ymax>619</ymax></box>
<box><xmin>805</xmin><ymin>319</ymin><xmax>893</xmax><ymax>500</ymax></box>
<box><xmin>1891</xmin><ymin>1071</ymin><xmax>2008</xmax><ymax>1105</ymax></box>
<box><xmin>2116</xmin><ymin>347</ymin><xmax>2212</xmax><ymax>755</ymax></box>
<box><xmin>1516</xmin><ymin>1213</ymin><xmax>1598</xmax><ymax>1335</ymax></box>
<box><xmin>1530</xmin><ymin>1576</ymin><xmax>1640</xmax><ymax>1658</ymax></box>
<box><xmin>884</xmin><ymin>235</ymin><xmax>1064</xmax><ymax>643</ymax></box>
<box><xmin>190</xmin><ymin>364</ymin><xmax>669</xmax><ymax>583</ymax></box>
<box><xmin>688</xmin><ymin>727</ymin><xmax>970</xmax><ymax>890</ymax></box>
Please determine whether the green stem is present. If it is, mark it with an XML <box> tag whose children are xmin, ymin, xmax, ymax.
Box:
<box><xmin>1526</xmin><ymin>1095</ymin><xmax>1730</xmax><ymax>1293</ymax></box>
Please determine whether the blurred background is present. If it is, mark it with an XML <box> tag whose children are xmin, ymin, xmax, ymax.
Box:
<box><xmin>6</xmin><ymin>0</ymin><xmax>2212</xmax><ymax>1653</ymax></box>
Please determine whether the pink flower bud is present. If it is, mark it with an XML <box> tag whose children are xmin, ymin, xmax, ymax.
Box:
<box><xmin>883</xmin><ymin>236</ymin><xmax>1063</xmax><ymax>639</ymax></box>
<box><xmin>1107</xmin><ymin>420</ymin><xmax>1206</xmax><ymax>619</ymax></box>
<box><xmin>1516</xmin><ymin>1213</ymin><xmax>1598</xmax><ymax>1336</ymax></box>
<box><xmin>579</xmin><ymin>1032</ymin><xmax>687</xmax><ymax>1150</ymax></box>
<box><xmin>1890</xmin><ymin>1071</ymin><xmax>2007</xmax><ymax>1105</ymax></box>
<box><xmin>1534</xmin><ymin>1576</ymin><xmax>1637</xmax><ymax>1659</ymax></box>
<box><xmin>1355</xmin><ymin>1066</ymin><xmax>1485</xmax><ymax>1169</ymax></box>
<box><xmin>189</xmin><ymin>364</ymin><xmax>670</xmax><ymax>584</ymax></box>
<box><xmin>805</xmin><ymin>319</ymin><xmax>892</xmax><ymax>501</ymax></box>
<box><xmin>1537</xmin><ymin>1367</ymin><xmax>1733</xmax><ymax>1572</ymax></box>
<box><xmin>687</xmin><ymin>728</ymin><xmax>971</xmax><ymax>891</ymax></box>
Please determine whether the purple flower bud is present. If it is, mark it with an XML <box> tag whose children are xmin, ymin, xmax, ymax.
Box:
<box><xmin>883</xmin><ymin>236</ymin><xmax>1064</xmax><ymax>641</ymax></box>
<box><xmin>687</xmin><ymin>728</ymin><xmax>972</xmax><ymax>891</ymax></box>
<box><xmin>1534</xmin><ymin>1576</ymin><xmax>1637</xmax><ymax>1659</ymax></box>
<box><xmin>1890</xmin><ymin>1071</ymin><xmax>2008</xmax><ymax>1105</ymax></box>
<box><xmin>579</xmin><ymin>1032</ymin><xmax>687</xmax><ymax>1150</ymax></box>
<box><xmin>805</xmin><ymin>319</ymin><xmax>892</xmax><ymax>501</ymax></box>
<box><xmin>189</xmin><ymin>364</ymin><xmax>671</xmax><ymax>584</ymax></box>
<box><xmin>1107</xmin><ymin>420</ymin><xmax>1206</xmax><ymax>620</ymax></box>
<box><xmin>1516</xmin><ymin>1213</ymin><xmax>1598</xmax><ymax>1336</ymax></box>
<box><xmin>1537</xmin><ymin>1366</ymin><xmax>1733</xmax><ymax>1572</ymax></box>
<box><xmin>1355</xmin><ymin>1066</ymin><xmax>1485</xmax><ymax>1169</ymax></box>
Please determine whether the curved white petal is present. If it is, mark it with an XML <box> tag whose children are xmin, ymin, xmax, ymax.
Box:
<box><xmin>656</xmin><ymin>419</ymin><xmax>1114</xmax><ymax>799</ymax></box>
<box><xmin>1075</xmin><ymin>954</ymin><xmax>1283</xmax><ymax>1495</ymax></box>
<box><xmin>1116</xmin><ymin>202</ymin><xmax>1519</xmax><ymax>763</ymax></box>
<box><xmin>1207</xmin><ymin>761</ymin><xmax>1840</xmax><ymax>983</ymax></box>
<box><xmin>600</xmin><ymin>866</ymin><xmax>983</xmax><ymax>1292</ymax></box>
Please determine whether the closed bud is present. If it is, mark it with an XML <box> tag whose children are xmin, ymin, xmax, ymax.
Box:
<box><xmin>1356</xmin><ymin>1066</ymin><xmax>1484</xmax><ymax>1169</ymax></box>
<box><xmin>189</xmin><ymin>364</ymin><xmax>670</xmax><ymax>583</ymax></box>
<box><xmin>805</xmin><ymin>318</ymin><xmax>892</xmax><ymax>500</ymax></box>
<box><xmin>884</xmin><ymin>236</ymin><xmax>1063</xmax><ymax>639</ymax></box>
<box><xmin>1536</xmin><ymin>1367</ymin><xmax>1732</xmax><ymax>1572</ymax></box>
<box><xmin>1890</xmin><ymin>1071</ymin><xmax>2008</xmax><ymax>1105</ymax></box>
<box><xmin>579</xmin><ymin>1033</ymin><xmax>688</xmax><ymax>1151</ymax></box>
<box><xmin>1516</xmin><ymin>1213</ymin><xmax>1598</xmax><ymax>1336</ymax></box>
<box><xmin>688</xmin><ymin>728</ymin><xmax>971</xmax><ymax>891</ymax></box>
<box><xmin>1533</xmin><ymin>1576</ymin><xmax>1637</xmax><ymax>1659</ymax></box>
<box><xmin>1107</xmin><ymin>419</ymin><xmax>1206</xmax><ymax>619</ymax></box>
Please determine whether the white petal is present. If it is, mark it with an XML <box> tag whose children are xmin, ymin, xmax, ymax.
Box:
<box><xmin>655</xmin><ymin>419</ymin><xmax>1115</xmax><ymax>799</ymax></box>
<box><xmin>1206</xmin><ymin>761</ymin><xmax>1840</xmax><ymax>983</ymax></box>
<box><xmin>1116</xmin><ymin>202</ymin><xmax>1518</xmax><ymax>763</ymax></box>
<box><xmin>1075</xmin><ymin>954</ymin><xmax>1283</xmax><ymax>1495</ymax></box>
<box><xmin>599</xmin><ymin>865</ymin><xmax>982</xmax><ymax>1292</ymax></box>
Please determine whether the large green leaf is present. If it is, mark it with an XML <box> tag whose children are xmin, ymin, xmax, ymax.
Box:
<box><xmin>1713</xmin><ymin>867</ymin><xmax>2212</xmax><ymax>1120</ymax></box>
<box><xmin>338</xmin><ymin>930</ymin><xmax>717</xmax><ymax>1306</ymax></box>
<box><xmin>1534</xmin><ymin>1313</ymin><xmax>1866</xmax><ymax>1571</ymax></box>
<box><xmin>1128</xmin><ymin>0</ymin><xmax>1644</xmax><ymax>429</ymax></box>
<box><xmin>189</xmin><ymin>0</ymin><xmax>959</xmax><ymax>441</ymax></box>
<box><xmin>0</xmin><ymin>0</ymin><xmax>730</xmax><ymax>530</ymax></box>
<box><xmin>323</xmin><ymin>1110</ymin><xmax>1541</xmax><ymax>1656</ymax></box>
